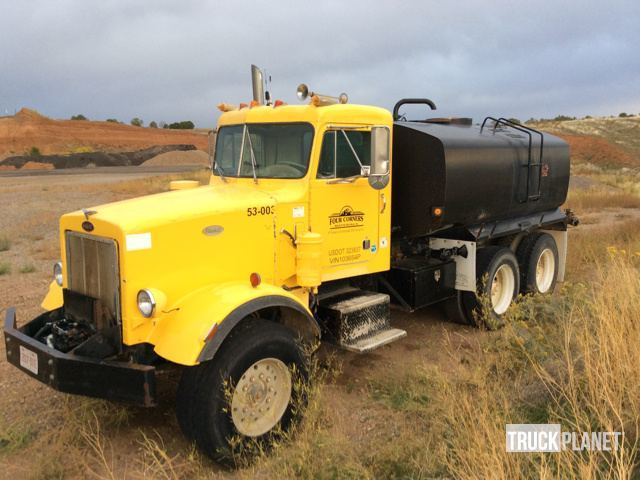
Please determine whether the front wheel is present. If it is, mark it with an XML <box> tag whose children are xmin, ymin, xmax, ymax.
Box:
<box><xmin>176</xmin><ymin>318</ymin><xmax>308</xmax><ymax>465</ymax></box>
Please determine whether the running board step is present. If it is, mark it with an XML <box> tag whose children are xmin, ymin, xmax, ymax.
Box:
<box><xmin>317</xmin><ymin>290</ymin><xmax>406</xmax><ymax>352</ymax></box>
<box><xmin>340</xmin><ymin>327</ymin><xmax>407</xmax><ymax>353</ymax></box>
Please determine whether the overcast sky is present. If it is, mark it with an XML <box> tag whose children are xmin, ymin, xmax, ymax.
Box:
<box><xmin>2</xmin><ymin>0</ymin><xmax>639</xmax><ymax>127</ymax></box>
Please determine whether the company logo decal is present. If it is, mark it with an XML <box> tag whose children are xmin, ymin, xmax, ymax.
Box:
<box><xmin>329</xmin><ymin>205</ymin><xmax>364</xmax><ymax>230</ymax></box>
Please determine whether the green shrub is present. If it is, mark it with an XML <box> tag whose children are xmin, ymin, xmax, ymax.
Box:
<box><xmin>0</xmin><ymin>236</ymin><xmax>10</xmax><ymax>251</ymax></box>
<box><xmin>28</xmin><ymin>146</ymin><xmax>41</xmax><ymax>157</ymax></box>
<box><xmin>149</xmin><ymin>121</ymin><xmax>158</xmax><ymax>128</ymax></box>
<box><xmin>106</xmin><ymin>118</ymin><xmax>119</xmax><ymax>123</ymax></box>
<box><xmin>0</xmin><ymin>263</ymin><xmax>10</xmax><ymax>275</ymax></box>
<box><xmin>168</xmin><ymin>120</ymin><xmax>195</xmax><ymax>130</ymax></box>
<box><xmin>619</xmin><ymin>112</ymin><xmax>629</xmax><ymax>118</ymax></box>
<box><xmin>553</xmin><ymin>114</ymin><xmax>576</xmax><ymax>121</ymax></box>
<box><xmin>19</xmin><ymin>264</ymin><xmax>36</xmax><ymax>274</ymax></box>
<box><xmin>130</xmin><ymin>117</ymin><xmax>144</xmax><ymax>127</ymax></box>
<box><xmin>70</xmin><ymin>114</ymin><xmax>87</xmax><ymax>121</ymax></box>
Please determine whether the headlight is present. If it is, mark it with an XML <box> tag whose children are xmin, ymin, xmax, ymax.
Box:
<box><xmin>137</xmin><ymin>289</ymin><xmax>156</xmax><ymax>318</ymax></box>
<box><xmin>53</xmin><ymin>262</ymin><xmax>63</xmax><ymax>286</ymax></box>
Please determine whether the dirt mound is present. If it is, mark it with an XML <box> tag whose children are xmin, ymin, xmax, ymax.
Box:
<box><xmin>532</xmin><ymin>116</ymin><xmax>640</xmax><ymax>166</ymax></box>
<box><xmin>13</xmin><ymin>107</ymin><xmax>50</xmax><ymax>123</ymax></box>
<box><xmin>556</xmin><ymin>134</ymin><xmax>637</xmax><ymax>168</ymax></box>
<box><xmin>21</xmin><ymin>161</ymin><xmax>54</xmax><ymax>170</ymax></box>
<box><xmin>142</xmin><ymin>150</ymin><xmax>210</xmax><ymax>166</ymax></box>
<box><xmin>0</xmin><ymin>108</ymin><xmax>209</xmax><ymax>157</ymax></box>
<box><xmin>0</xmin><ymin>145</ymin><xmax>197</xmax><ymax>169</ymax></box>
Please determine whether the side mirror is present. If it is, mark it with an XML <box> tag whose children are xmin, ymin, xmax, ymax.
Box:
<box><xmin>369</xmin><ymin>127</ymin><xmax>390</xmax><ymax>190</ymax></box>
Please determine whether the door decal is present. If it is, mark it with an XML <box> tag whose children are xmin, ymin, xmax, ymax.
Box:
<box><xmin>329</xmin><ymin>205</ymin><xmax>365</xmax><ymax>231</ymax></box>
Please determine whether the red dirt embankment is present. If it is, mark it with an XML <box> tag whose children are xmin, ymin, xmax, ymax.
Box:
<box><xmin>556</xmin><ymin>134</ymin><xmax>637</xmax><ymax>168</ymax></box>
<box><xmin>0</xmin><ymin>108</ymin><xmax>209</xmax><ymax>157</ymax></box>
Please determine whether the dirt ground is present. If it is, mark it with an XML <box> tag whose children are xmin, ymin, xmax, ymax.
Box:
<box><xmin>0</xmin><ymin>169</ymin><xmax>634</xmax><ymax>479</ymax></box>
<box><xmin>0</xmin><ymin>109</ymin><xmax>209</xmax><ymax>158</ymax></box>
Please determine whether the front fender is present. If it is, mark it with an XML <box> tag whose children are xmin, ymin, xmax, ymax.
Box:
<box><xmin>41</xmin><ymin>280</ymin><xmax>63</xmax><ymax>310</ymax></box>
<box><xmin>148</xmin><ymin>282</ymin><xmax>318</xmax><ymax>366</ymax></box>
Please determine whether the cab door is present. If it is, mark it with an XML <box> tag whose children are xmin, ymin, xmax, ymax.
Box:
<box><xmin>309</xmin><ymin>126</ymin><xmax>390</xmax><ymax>282</ymax></box>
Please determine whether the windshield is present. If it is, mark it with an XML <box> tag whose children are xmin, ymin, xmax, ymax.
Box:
<box><xmin>213</xmin><ymin>123</ymin><xmax>314</xmax><ymax>179</ymax></box>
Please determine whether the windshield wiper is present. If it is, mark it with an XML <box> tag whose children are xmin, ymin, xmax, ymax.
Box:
<box><xmin>245</xmin><ymin>126</ymin><xmax>258</xmax><ymax>184</ymax></box>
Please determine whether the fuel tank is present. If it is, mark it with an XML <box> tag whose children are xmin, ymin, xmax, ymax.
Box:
<box><xmin>391</xmin><ymin>120</ymin><xmax>570</xmax><ymax>238</ymax></box>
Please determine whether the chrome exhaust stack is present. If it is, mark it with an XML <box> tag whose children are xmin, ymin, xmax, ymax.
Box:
<box><xmin>251</xmin><ymin>65</ymin><xmax>265</xmax><ymax>105</ymax></box>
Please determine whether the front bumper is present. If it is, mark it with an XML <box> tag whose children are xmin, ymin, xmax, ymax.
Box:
<box><xmin>3</xmin><ymin>307</ymin><xmax>157</xmax><ymax>407</ymax></box>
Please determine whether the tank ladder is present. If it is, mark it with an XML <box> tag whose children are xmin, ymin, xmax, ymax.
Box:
<box><xmin>480</xmin><ymin>117</ymin><xmax>544</xmax><ymax>203</ymax></box>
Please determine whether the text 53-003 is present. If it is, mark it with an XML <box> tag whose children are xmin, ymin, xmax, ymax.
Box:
<box><xmin>247</xmin><ymin>206</ymin><xmax>275</xmax><ymax>216</ymax></box>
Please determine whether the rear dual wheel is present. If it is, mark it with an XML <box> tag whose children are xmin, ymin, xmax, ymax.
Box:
<box><xmin>444</xmin><ymin>232</ymin><xmax>560</xmax><ymax>328</ymax></box>
<box><xmin>516</xmin><ymin>232</ymin><xmax>559</xmax><ymax>295</ymax></box>
<box><xmin>445</xmin><ymin>246</ymin><xmax>519</xmax><ymax>329</ymax></box>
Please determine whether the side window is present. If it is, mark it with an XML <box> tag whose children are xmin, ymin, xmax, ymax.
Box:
<box><xmin>215</xmin><ymin>125</ymin><xmax>243</xmax><ymax>173</ymax></box>
<box><xmin>317</xmin><ymin>130</ymin><xmax>371</xmax><ymax>179</ymax></box>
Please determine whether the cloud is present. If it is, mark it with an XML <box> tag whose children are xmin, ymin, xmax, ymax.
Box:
<box><xmin>1</xmin><ymin>0</ymin><xmax>639</xmax><ymax>125</ymax></box>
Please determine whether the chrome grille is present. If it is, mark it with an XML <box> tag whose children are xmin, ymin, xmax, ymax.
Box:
<box><xmin>65</xmin><ymin>231</ymin><xmax>120</xmax><ymax>322</ymax></box>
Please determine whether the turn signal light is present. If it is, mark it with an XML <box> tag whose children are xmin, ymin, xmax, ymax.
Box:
<box><xmin>274</xmin><ymin>99</ymin><xmax>286</xmax><ymax>107</ymax></box>
<box><xmin>432</xmin><ymin>206</ymin><xmax>444</xmax><ymax>217</ymax></box>
<box><xmin>249</xmin><ymin>100</ymin><xmax>259</xmax><ymax>108</ymax></box>
<box><xmin>250</xmin><ymin>272</ymin><xmax>261</xmax><ymax>288</ymax></box>
<box><xmin>217</xmin><ymin>103</ymin><xmax>238</xmax><ymax>112</ymax></box>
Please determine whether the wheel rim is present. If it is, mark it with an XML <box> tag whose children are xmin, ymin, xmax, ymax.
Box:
<box><xmin>490</xmin><ymin>264</ymin><xmax>515</xmax><ymax>315</ymax></box>
<box><xmin>535</xmin><ymin>248</ymin><xmax>555</xmax><ymax>293</ymax></box>
<box><xmin>231</xmin><ymin>358</ymin><xmax>292</xmax><ymax>437</ymax></box>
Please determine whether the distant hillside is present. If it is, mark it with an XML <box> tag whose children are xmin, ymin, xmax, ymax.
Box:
<box><xmin>529</xmin><ymin>116</ymin><xmax>640</xmax><ymax>168</ymax></box>
<box><xmin>0</xmin><ymin>108</ymin><xmax>209</xmax><ymax>159</ymax></box>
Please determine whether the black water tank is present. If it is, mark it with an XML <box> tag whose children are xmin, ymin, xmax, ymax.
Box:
<box><xmin>391</xmin><ymin>121</ymin><xmax>570</xmax><ymax>238</ymax></box>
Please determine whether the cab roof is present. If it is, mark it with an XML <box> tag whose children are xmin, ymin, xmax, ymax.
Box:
<box><xmin>217</xmin><ymin>103</ymin><xmax>392</xmax><ymax>128</ymax></box>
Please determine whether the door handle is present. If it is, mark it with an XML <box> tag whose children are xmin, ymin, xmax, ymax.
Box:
<box><xmin>380</xmin><ymin>193</ymin><xmax>387</xmax><ymax>214</ymax></box>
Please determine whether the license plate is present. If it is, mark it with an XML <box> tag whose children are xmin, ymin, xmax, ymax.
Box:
<box><xmin>19</xmin><ymin>346</ymin><xmax>38</xmax><ymax>375</ymax></box>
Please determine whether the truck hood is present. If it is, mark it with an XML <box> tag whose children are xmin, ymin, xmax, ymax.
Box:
<box><xmin>67</xmin><ymin>182</ymin><xmax>278</xmax><ymax>232</ymax></box>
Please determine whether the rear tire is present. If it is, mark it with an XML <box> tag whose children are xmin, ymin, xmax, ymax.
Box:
<box><xmin>516</xmin><ymin>232</ymin><xmax>559</xmax><ymax>295</ymax></box>
<box><xmin>176</xmin><ymin>319</ymin><xmax>308</xmax><ymax>466</ymax></box>
<box><xmin>443</xmin><ymin>292</ymin><xmax>474</xmax><ymax>326</ymax></box>
<box><xmin>461</xmin><ymin>246</ymin><xmax>520</xmax><ymax>329</ymax></box>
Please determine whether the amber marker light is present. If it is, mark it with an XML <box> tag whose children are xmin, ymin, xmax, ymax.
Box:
<box><xmin>250</xmin><ymin>272</ymin><xmax>262</xmax><ymax>288</ymax></box>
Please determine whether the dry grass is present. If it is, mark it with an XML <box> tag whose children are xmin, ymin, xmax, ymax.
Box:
<box><xmin>0</xmin><ymin>262</ymin><xmax>10</xmax><ymax>275</ymax></box>
<box><xmin>18</xmin><ymin>264</ymin><xmax>36</xmax><ymax>274</ymax></box>
<box><xmin>566</xmin><ymin>188</ymin><xmax>640</xmax><ymax>211</ymax></box>
<box><xmin>0</xmin><ymin>235</ymin><xmax>10</xmax><ymax>252</ymax></box>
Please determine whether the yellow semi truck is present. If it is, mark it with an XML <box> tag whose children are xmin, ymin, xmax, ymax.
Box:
<box><xmin>3</xmin><ymin>66</ymin><xmax>577</xmax><ymax>463</ymax></box>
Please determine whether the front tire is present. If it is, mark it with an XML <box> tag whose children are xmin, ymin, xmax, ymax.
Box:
<box><xmin>176</xmin><ymin>318</ymin><xmax>308</xmax><ymax>465</ymax></box>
